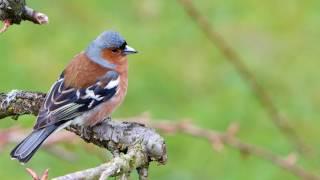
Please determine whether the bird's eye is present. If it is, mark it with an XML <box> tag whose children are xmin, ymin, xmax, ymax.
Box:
<box><xmin>111</xmin><ymin>49</ymin><xmax>119</xmax><ymax>54</ymax></box>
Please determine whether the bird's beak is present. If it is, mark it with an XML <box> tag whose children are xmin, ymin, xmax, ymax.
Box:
<box><xmin>123</xmin><ymin>45</ymin><xmax>138</xmax><ymax>55</ymax></box>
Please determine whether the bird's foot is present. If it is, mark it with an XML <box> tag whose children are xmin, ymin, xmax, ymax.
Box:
<box><xmin>79</xmin><ymin>126</ymin><xmax>90</xmax><ymax>139</ymax></box>
<box><xmin>0</xmin><ymin>19</ymin><xmax>12</xmax><ymax>33</ymax></box>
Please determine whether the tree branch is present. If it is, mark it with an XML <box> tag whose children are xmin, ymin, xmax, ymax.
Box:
<box><xmin>1</xmin><ymin>90</ymin><xmax>317</xmax><ymax>179</ymax></box>
<box><xmin>0</xmin><ymin>90</ymin><xmax>167</xmax><ymax>179</ymax></box>
<box><xmin>22</xmin><ymin>5</ymin><xmax>49</xmax><ymax>25</ymax></box>
<box><xmin>53</xmin><ymin>144</ymin><xmax>148</xmax><ymax>180</ymax></box>
<box><xmin>0</xmin><ymin>0</ymin><xmax>48</xmax><ymax>33</ymax></box>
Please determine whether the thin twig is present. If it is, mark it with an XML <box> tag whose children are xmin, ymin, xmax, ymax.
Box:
<box><xmin>26</xmin><ymin>168</ymin><xmax>49</xmax><ymax>180</ymax></box>
<box><xmin>176</xmin><ymin>0</ymin><xmax>310</xmax><ymax>155</ymax></box>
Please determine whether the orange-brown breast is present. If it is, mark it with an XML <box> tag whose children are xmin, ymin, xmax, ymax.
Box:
<box><xmin>85</xmin><ymin>57</ymin><xmax>129</xmax><ymax>125</ymax></box>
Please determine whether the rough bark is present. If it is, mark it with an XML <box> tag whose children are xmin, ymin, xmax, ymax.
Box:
<box><xmin>0</xmin><ymin>0</ymin><xmax>48</xmax><ymax>24</ymax></box>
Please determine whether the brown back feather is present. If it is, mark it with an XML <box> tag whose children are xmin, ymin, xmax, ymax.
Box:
<box><xmin>64</xmin><ymin>52</ymin><xmax>108</xmax><ymax>88</ymax></box>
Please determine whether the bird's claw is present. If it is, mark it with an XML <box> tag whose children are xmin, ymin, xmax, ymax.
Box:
<box><xmin>0</xmin><ymin>19</ymin><xmax>12</xmax><ymax>33</ymax></box>
<box><xmin>80</xmin><ymin>126</ymin><xmax>90</xmax><ymax>139</ymax></box>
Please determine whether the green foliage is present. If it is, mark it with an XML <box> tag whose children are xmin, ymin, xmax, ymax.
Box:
<box><xmin>1</xmin><ymin>0</ymin><xmax>320</xmax><ymax>179</ymax></box>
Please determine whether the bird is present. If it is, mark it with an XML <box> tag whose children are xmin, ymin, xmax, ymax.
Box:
<box><xmin>10</xmin><ymin>30</ymin><xmax>138</xmax><ymax>163</ymax></box>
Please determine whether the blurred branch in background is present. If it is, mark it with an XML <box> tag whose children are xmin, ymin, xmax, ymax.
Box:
<box><xmin>177</xmin><ymin>0</ymin><xmax>311</xmax><ymax>156</ymax></box>
<box><xmin>0</xmin><ymin>90</ymin><xmax>167</xmax><ymax>179</ymax></box>
<box><xmin>1</xmin><ymin>90</ymin><xmax>319</xmax><ymax>179</ymax></box>
<box><xmin>0</xmin><ymin>127</ymin><xmax>77</xmax><ymax>161</ymax></box>
<box><xmin>26</xmin><ymin>168</ymin><xmax>49</xmax><ymax>180</ymax></box>
<box><xmin>129</xmin><ymin>114</ymin><xmax>320</xmax><ymax>180</ymax></box>
<box><xmin>0</xmin><ymin>0</ymin><xmax>48</xmax><ymax>33</ymax></box>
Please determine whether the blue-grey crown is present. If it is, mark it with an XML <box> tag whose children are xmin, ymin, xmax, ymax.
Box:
<box><xmin>93</xmin><ymin>31</ymin><xmax>126</xmax><ymax>49</ymax></box>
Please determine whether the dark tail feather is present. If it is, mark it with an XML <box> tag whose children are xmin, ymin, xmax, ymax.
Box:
<box><xmin>10</xmin><ymin>125</ymin><xmax>58</xmax><ymax>164</ymax></box>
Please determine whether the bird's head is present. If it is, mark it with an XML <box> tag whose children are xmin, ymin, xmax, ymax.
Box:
<box><xmin>85</xmin><ymin>31</ymin><xmax>137</xmax><ymax>69</ymax></box>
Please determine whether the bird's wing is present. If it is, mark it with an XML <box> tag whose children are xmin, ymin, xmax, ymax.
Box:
<box><xmin>34</xmin><ymin>71</ymin><xmax>120</xmax><ymax>130</ymax></box>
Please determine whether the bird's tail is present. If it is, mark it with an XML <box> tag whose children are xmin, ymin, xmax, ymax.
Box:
<box><xmin>10</xmin><ymin>125</ymin><xmax>58</xmax><ymax>164</ymax></box>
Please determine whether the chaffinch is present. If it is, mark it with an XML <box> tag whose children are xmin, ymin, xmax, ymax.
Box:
<box><xmin>10</xmin><ymin>30</ymin><xmax>137</xmax><ymax>163</ymax></box>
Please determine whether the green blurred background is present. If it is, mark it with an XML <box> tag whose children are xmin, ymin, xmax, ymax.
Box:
<box><xmin>1</xmin><ymin>0</ymin><xmax>320</xmax><ymax>179</ymax></box>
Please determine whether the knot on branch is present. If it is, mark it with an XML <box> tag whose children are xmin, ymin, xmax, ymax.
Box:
<box><xmin>68</xmin><ymin>121</ymin><xmax>167</xmax><ymax>164</ymax></box>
